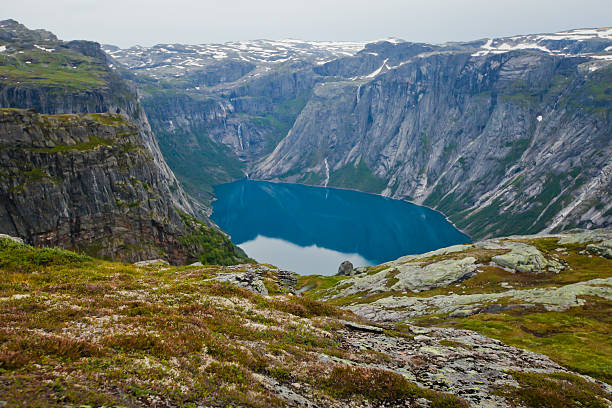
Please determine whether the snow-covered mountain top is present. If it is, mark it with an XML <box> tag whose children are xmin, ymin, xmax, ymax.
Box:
<box><xmin>471</xmin><ymin>27</ymin><xmax>612</xmax><ymax>59</ymax></box>
<box><xmin>103</xmin><ymin>29</ymin><xmax>612</xmax><ymax>81</ymax></box>
<box><xmin>103</xmin><ymin>39</ymin><xmax>369</xmax><ymax>77</ymax></box>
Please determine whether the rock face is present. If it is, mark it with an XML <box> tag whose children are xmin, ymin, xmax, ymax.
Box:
<box><xmin>491</xmin><ymin>241</ymin><xmax>566</xmax><ymax>273</ymax></box>
<box><xmin>253</xmin><ymin>42</ymin><xmax>612</xmax><ymax>239</ymax></box>
<box><xmin>0</xmin><ymin>20</ymin><xmax>248</xmax><ymax>264</ymax></box>
<box><xmin>0</xmin><ymin>109</ymin><xmax>246</xmax><ymax>264</ymax></box>
<box><xmin>106</xmin><ymin>27</ymin><xmax>612</xmax><ymax>239</ymax></box>
<box><xmin>587</xmin><ymin>239</ymin><xmax>612</xmax><ymax>259</ymax></box>
<box><xmin>337</xmin><ymin>260</ymin><xmax>354</xmax><ymax>276</ymax></box>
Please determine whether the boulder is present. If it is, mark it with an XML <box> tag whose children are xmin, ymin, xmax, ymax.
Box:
<box><xmin>212</xmin><ymin>272</ymin><xmax>268</xmax><ymax>295</ymax></box>
<box><xmin>491</xmin><ymin>242</ymin><xmax>565</xmax><ymax>273</ymax></box>
<box><xmin>587</xmin><ymin>239</ymin><xmax>612</xmax><ymax>259</ymax></box>
<box><xmin>337</xmin><ymin>260</ymin><xmax>354</xmax><ymax>276</ymax></box>
<box><xmin>277</xmin><ymin>270</ymin><xmax>298</xmax><ymax>294</ymax></box>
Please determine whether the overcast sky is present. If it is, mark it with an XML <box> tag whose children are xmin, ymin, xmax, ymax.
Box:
<box><xmin>3</xmin><ymin>0</ymin><xmax>612</xmax><ymax>48</ymax></box>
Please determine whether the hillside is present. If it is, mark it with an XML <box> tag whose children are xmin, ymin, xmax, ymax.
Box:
<box><xmin>1</xmin><ymin>230</ymin><xmax>611</xmax><ymax>407</ymax></box>
<box><xmin>299</xmin><ymin>228</ymin><xmax>612</xmax><ymax>391</ymax></box>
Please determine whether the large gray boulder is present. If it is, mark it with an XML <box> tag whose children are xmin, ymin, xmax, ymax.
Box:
<box><xmin>337</xmin><ymin>260</ymin><xmax>354</xmax><ymax>276</ymax></box>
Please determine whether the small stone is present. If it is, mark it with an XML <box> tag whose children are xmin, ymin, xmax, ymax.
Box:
<box><xmin>0</xmin><ymin>234</ymin><xmax>25</xmax><ymax>245</ymax></box>
<box><xmin>134</xmin><ymin>259</ymin><xmax>170</xmax><ymax>266</ymax></box>
<box><xmin>189</xmin><ymin>261</ymin><xmax>204</xmax><ymax>266</ymax></box>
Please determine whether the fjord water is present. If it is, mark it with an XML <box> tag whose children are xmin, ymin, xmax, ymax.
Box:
<box><xmin>211</xmin><ymin>180</ymin><xmax>470</xmax><ymax>275</ymax></box>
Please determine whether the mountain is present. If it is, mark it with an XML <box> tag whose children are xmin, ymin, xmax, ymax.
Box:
<box><xmin>1</xmin><ymin>229</ymin><xmax>610</xmax><ymax>407</ymax></box>
<box><xmin>102</xmin><ymin>39</ymin><xmax>370</xmax><ymax>203</ymax></box>
<box><xmin>0</xmin><ymin>20</ymin><xmax>249</xmax><ymax>264</ymax></box>
<box><xmin>106</xmin><ymin>29</ymin><xmax>612</xmax><ymax>238</ymax></box>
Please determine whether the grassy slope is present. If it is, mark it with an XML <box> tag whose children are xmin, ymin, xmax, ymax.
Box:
<box><xmin>0</xmin><ymin>237</ymin><xmax>466</xmax><ymax>408</ymax></box>
<box><xmin>0</xmin><ymin>48</ymin><xmax>107</xmax><ymax>90</ymax></box>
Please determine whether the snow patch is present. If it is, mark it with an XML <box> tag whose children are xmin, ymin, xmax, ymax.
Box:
<box><xmin>34</xmin><ymin>44</ymin><xmax>54</xmax><ymax>52</ymax></box>
<box><xmin>366</xmin><ymin>58</ymin><xmax>389</xmax><ymax>78</ymax></box>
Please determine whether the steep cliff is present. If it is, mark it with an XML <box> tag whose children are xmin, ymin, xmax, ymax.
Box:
<box><xmin>0</xmin><ymin>20</ymin><xmax>248</xmax><ymax>264</ymax></box>
<box><xmin>0</xmin><ymin>109</ymin><xmax>248</xmax><ymax>264</ymax></box>
<box><xmin>253</xmin><ymin>32</ymin><xmax>612</xmax><ymax>239</ymax></box>
<box><xmin>104</xmin><ymin>40</ymin><xmax>360</xmax><ymax>202</ymax></box>
<box><xmin>137</xmin><ymin>66</ymin><xmax>320</xmax><ymax>203</ymax></box>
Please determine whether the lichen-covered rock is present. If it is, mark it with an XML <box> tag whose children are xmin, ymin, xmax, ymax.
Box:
<box><xmin>491</xmin><ymin>242</ymin><xmax>565</xmax><ymax>273</ymax></box>
<box><xmin>349</xmin><ymin>277</ymin><xmax>612</xmax><ymax>321</ymax></box>
<box><xmin>0</xmin><ymin>233</ymin><xmax>24</xmax><ymax>245</ymax></box>
<box><xmin>557</xmin><ymin>229</ymin><xmax>612</xmax><ymax>245</ymax></box>
<box><xmin>134</xmin><ymin>259</ymin><xmax>170</xmax><ymax>267</ymax></box>
<box><xmin>211</xmin><ymin>271</ymin><xmax>269</xmax><ymax>295</ymax></box>
<box><xmin>587</xmin><ymin>239</ymin><xmax>612</xmax><ymax>259</ymax></box>
<box><xmin>328</xmin><ymin>256</ymin><xmax>479</xmax><ymax>299</ymax></box>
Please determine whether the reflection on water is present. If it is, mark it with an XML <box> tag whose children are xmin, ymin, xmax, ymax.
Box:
<box><xmin>211</xmin><ymin>179</ymin><xmax>470</xmax><ymax>275</ymax></box>
<box><xmin>238</xmin><ymin>235</ymin><xmax>373</xmax><ymax>276</ymax></box>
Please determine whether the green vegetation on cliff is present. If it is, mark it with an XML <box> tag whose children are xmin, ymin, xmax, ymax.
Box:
<box><xmin>328</xmin><ymin>160</ymin><xmax>388</xmax><ymax>194</ymax></box>
<box><xmin>0</xmin><ymin>48</ymin><xmax>107</xmax><ymax>90</ymax></box>
<box><xmin>178</xmin><ymin>211</ymin><xmax>252</xmax><ymax>265</ymax></box>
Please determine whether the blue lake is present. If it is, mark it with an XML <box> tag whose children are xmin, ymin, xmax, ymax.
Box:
<box><xmin>211</xmin><ymin>180</ymin><xmax>471</xmax><ymax>275</ymax></box>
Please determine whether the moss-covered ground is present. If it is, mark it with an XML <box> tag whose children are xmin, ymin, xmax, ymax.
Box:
<box><xmin>0</xmin><ymin>237</ymin><xmax>467</xmax><ymax>407</ymax></box>
<box><xmin>317</xmin><ymin>236</ymin><xmax>612</xmax><ymax>386</ymax></box>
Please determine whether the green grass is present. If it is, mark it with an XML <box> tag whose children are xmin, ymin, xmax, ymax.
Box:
<box><xmin>178</xmin><ymin>211</ymin><xmax>253</xmax><ymax>265</ymax></box>
<box><xmin>328</xmin><ymin>160</ymin><xmax>388</xmax><ymax>194</ymax></box>
<box><xmin>496</xmin><ymin>371</ymin><xmax>612</xmax><ymax>408</ymax></box>
<box><xmin>297</xmin><ymin>274</ymin><xmax>348</xmax><ymax>299</ymax></box>
<box><xmin>0</xmin><ymin>49</ymin><xmax>108</xmax><ymax>90</ymax></box>
<box><xmin>0</xmin><ymin>237</ymin><xmax>91</xmax><ymax>272</ymax></box>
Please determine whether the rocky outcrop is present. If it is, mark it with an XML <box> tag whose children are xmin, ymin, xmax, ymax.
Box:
<box><xmin>209</xmin><ymin>265</ymin><xmax>299</xmax><ymax>295</ymax></box>
<box><xmin>0</xmin><ymin>109</ymin><xmax>247</xmax><ymax>264</ymax></box>
<box><xmin>587</xmin><ymin>239</ymin><xmax>612</xmax><ymax>259</ymax></box>
<box><xmin>318</xmin><ymin>229</ymin><xmax>612</xmax><ymax>321</ymax></box>
<box><xmin>350</xmin><ymin>277</ymin><xmax>612</xmax><ymax>321</ymax></box>
<box><xmin>490</xmin><ymin>241</ymin><xmax>566</xmax><ymax>273</ymax></box>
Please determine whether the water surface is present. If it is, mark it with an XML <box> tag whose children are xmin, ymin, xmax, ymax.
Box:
<box><xmin>211</xmin><ymin>180</ymin><xmax>470</xmax><ymax>275</ymax></box>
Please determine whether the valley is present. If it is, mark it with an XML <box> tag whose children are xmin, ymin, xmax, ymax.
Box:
<box><xmin>0</xmin><ymin>17</ymin><xmax>611</xmax><ymax>408</ymax></box>
<box><xmin>106</xmin><ymin>28</ymin><xmax>612</xmax><ymax>239</ymax></box>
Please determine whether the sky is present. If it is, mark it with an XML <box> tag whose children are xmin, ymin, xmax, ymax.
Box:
<box><xmin>2</xmin><ymin>0</ymin><xmax>612</xmax><ymax>48</ymax></box>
